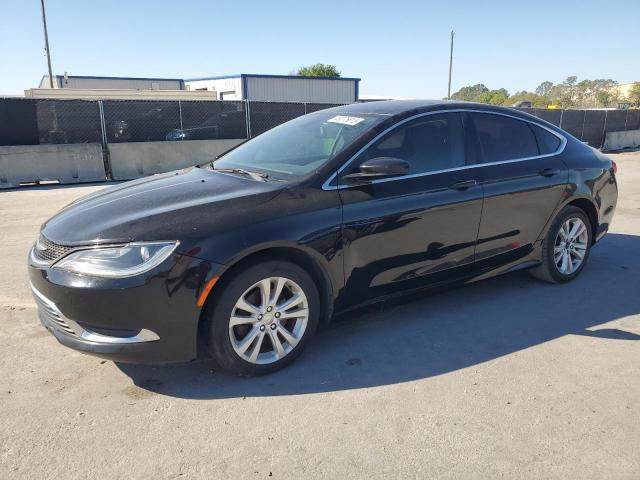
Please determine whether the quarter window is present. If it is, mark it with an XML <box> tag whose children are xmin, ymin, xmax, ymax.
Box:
<box><xmin>350</xmin><ymin>112</ymin><xmax>466</xmax><ymax>176</ymax></box>
<box><xmin>471</xmin><ymin>113</ymin><xmax>539</xmax><ymax>163</ymax></box>
<box><xmin>530</xmin><ymin>123</ymin><xmax>561</xmax><ymax>154</ymax></box>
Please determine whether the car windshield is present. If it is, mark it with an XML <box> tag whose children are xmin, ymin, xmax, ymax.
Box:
<box><xmin>213</xmin><ymin>110</ymin><xmax>385</xmax><ymax>179</ymax></box>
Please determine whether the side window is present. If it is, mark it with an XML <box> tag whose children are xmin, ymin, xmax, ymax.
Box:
<box><xmin>352</xmin><ymin>112</ymin><xmax>466</xmax><ymax>176</ymax></box>
<box><xmin>530</xmin><ymin>123</ymin><xmax>561</xmax><ymax>154</ymax></box>
<box><xmin>471</xmin><ymin>113</ymin><xmax>539</xmax><ymax>162</ymax></box>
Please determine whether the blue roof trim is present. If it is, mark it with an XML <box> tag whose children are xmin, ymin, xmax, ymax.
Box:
<box><xmin>186</xmin><ymin>74</ymin><xmax>243</xmax><ymax>81</ymax></box>
<box><xmin>185</xmin><ymin>73</ymin><xmax>361</xmax><ymax>82</ymax></box>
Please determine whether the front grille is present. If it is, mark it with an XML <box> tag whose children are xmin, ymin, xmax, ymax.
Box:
<box><xmin>32</xmin><ymin>288</ymin><xmax>78</xmax><ymax>337</ymax></box>
<box><xmin>32</xmin><ymin>235</ymin><xmax>75</xmax><ymax>265</ymax></box>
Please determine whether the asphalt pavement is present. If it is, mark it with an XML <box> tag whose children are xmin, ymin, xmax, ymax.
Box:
<box><xmin>1</xmin><ymin>152</ymin><xmax>639</xmax><ymax>479</ymax></box>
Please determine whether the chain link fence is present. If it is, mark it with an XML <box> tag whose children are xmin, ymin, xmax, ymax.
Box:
<box><xmin>517</xmin><ymin>107</ymin><xmax>640</xmax><ymax>148</ymax></box>
<box><xmin>0</xmin><ymin>98</ymin><xmax>342</xmax><ymax>147</ymax></box>
<box><xmin>2</xmin><ymin>97</ymin><xmax>639</xmax><ymax>149</ymax></box>
<box><xmin>0</xmin><ymin>98</ymin><xmax>39</xmax><ymax>146</ymax></box>
<box><xmin>36</xmin><ymin>99</ymin><xmax>103</xmax><ymax>144</ymax></box>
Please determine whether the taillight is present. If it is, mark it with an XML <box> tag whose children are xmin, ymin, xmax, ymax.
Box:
<box><xmin>611</xmin><ymin>160</ymin><xmax>618</xmax><ymax>174</ymax></box>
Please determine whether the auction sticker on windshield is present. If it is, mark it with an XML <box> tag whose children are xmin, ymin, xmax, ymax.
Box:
<box><xmin>327</xmin><ymin>115</ymin><xmax>365</xmax><ymax>126</ymax></box>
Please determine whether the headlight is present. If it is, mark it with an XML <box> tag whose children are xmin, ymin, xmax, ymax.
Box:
<box><xmin>54</xmin><ymin>241</ymin><xmax>178</xmax><ymax>278</ymax></box>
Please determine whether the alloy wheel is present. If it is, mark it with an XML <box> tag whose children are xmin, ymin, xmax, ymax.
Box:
<box><xmin>553</xmin><ymin>217</ymin><xmax>588</xmax><ymax>275</ymax></box>
<box><xmin>228</xmin><ymin>277</ymin><xmax>309</xmax><ymax>364</ymax></box>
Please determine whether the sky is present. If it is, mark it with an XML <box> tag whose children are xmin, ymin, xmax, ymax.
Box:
<box><xmin>1</xmin><ymin>0</ymin><xmax>639</xmax><ymax>98</ymax></box>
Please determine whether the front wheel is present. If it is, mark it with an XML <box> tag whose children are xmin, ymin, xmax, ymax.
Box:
<box><xmin>202</xmin><ymin>260</ymin><xmax>320</xmax><ymax>375</ymax></box>
<box><xmin>529</xmin><ymin>206</ymin><xmax>593</xmax><ymax>283</ymax></box>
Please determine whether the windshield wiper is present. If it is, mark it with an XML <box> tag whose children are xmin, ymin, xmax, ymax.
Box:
<box><xmin>212</xmin><ymin>167</ymin><xmax>268</xmax><ymax>182</ymax></box>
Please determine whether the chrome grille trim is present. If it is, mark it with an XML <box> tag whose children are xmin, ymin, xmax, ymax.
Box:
<box><xmin>31</xmin><ymin>235</ymin><xmax>77</xmax><ymax>266</ymax></box>
<box><xmin>31</xmin><ymin>285</ymin><xmax>82</xmax><ymax>337</ymax></box>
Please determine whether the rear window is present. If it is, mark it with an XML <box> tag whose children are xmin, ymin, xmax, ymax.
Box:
<box><xmin>471</xmin><ymin>113</ymin><xmax>539</xmax><ymax>163</ymax></box>
<box><xmin>530</xmin><ymin>123</ymin><xmax>561</xmax><ymax>154</ymax></box>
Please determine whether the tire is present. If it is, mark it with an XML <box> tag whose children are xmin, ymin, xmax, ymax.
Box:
<box><xmin>529</xmin><ymin>206</ymin><xmax>593</xmax><ymax>283</ymax></box>
<box><xmin>202</xmin><ymin>260</ymin><xmax>320</xmax><ymax>375</ymax></box>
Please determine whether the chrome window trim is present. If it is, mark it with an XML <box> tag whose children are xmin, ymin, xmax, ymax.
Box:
<box><xmin>322</xmin><ymin>108</ymin><xmax>567</xmax><ymax>191</ymax></box>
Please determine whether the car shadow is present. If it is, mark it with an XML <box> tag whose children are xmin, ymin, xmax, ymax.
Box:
<box><xmin>117</xmin><ymin>232</ymin><xmax>640</xmax><ymax>399</ymax></box>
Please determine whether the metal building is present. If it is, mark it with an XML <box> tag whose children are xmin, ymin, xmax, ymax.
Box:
<box><xmin>39</xmin><ymin>75</ymin><xmax>185</xmax><ymax>91</ymax></box>
<box><xmin>185</xmin><ymin>74</ymin><xmax>359</xmax><ymax>103</ymax></box>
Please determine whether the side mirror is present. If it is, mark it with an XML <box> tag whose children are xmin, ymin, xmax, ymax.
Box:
<box><xmin>343</xmin><ymin>157</ymin><xmax>410</xmax><ymax>184</ymax></box>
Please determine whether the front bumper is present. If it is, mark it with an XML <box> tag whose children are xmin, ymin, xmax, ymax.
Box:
<box><xmin>28</xmin><ymin>252</ymin><xmax>224</xmax><ymax>364</ymax></box>
<box><xmin>32</xmin><ymin>284</ymin><xmax>164</xmax><ymax>361</ymax></box>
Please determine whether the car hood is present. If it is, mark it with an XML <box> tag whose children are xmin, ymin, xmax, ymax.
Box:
<box><xmin>41</xmin><ymin>167</ymin><xmax>284</xmax><ymax>249</ymax></box>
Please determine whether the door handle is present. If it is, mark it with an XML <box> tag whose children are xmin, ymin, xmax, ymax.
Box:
<box><xmin>539</xmin><ymin>168</ymin><xmax>560</xmax><ymax>177</ymax></box>
<box><xmin>448</xmin><ymin>179</ymin><xmax>477</xmax><ymax>190</ymax></box>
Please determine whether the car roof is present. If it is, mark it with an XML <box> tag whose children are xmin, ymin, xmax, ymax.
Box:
<box><xmin>305</xmin><ymin>100</ymin><xmax>565</xmax><ymax>142</ymax></box>
<box><xmin>325</xmin><ymin>99</ymin><xmax>562</xmax><ymax>132</ymax></box>
<box><xmin>331</xmin><ymin>99</ymin><xmax>471</xmax><ymax>115</ymax></box>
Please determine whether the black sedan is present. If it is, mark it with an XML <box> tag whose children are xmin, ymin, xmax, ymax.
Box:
<box><xmin>28</xmin><ymin>100</ymin><xmax>618</xmax><ymax>375</ymax></box>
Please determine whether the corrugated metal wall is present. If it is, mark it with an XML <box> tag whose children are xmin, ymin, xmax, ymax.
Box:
<box><xmin>245</xmin><ymin>76</ymin><xmax>356</xmax><ymax>103</ymax></box>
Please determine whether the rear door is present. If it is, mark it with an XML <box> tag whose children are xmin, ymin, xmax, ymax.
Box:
<box><xmin>469</xmin><ymin>112</ymin><xmax>568</xmax><ymax>266</ymax></box>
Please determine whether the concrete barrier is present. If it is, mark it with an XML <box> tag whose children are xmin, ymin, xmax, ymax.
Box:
<box><xmin>108</xmin><ymin>139</ymin><xmax>245</xmax><ymax>180</ymax></box>
<box><xmin>0</xmin><ymin>143</ymin><xmax>106</xmax><ymax>189</ymax></box>
<box><xmin>603</xmin><ymin>130</ymin><xmax>640</xmax><ymax>152</ymax></box>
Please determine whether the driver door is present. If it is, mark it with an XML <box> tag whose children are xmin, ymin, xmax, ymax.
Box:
<box><xmin>337</xmin><ymin>112</ymin><xmax>483</xmax><ymax>305</ymax></box>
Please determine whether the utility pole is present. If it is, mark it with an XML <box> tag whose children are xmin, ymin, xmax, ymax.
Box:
<box><xmin>447</xmin><ymin>30</ymin><xmax>454</xmax><ymax>100</ymax></box>
<box><xmin>40</xmin><ymin>0</ymin><xmax>54</xmax><ymax>88</ymax></box>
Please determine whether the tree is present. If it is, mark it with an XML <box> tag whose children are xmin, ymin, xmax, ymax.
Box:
<box><xmin>477</xmin><ymin>91</ymin><xmax>493</xmax><ymax>104</ymax></box>
<box><xmin>507</xmin><ymin>91</ymin><xmax>550</xmax><ymax>107</ymax></box>
<box><xmin>595</xmin><ymin>89</ymin><xmax>614</xmax><ymax>107</ymax></box>
<box><xmin>488</xmin><ymin>88</ymin><xmax>509</xmax><ymax>105</ymax></box>
<box><xmin>628</xmin><ymin>82</ymin><xmax>640</xmax><ymax>106</ymax></box>
<box><xmin>451</xmin><ymin>84</ymin><xmax>489</xmax><ymax>102</ymax></box>
<box><xmin>574</xmin><ymin>80</ymin><xmax>591</xmax><ymax>107</ymax></box>
<box><xmin>555</xmin><ymin>76</ymin><xmax>579</xmax><ymax>107</ymax></box>
<box><xmin>451</xmin><ymin>85</ymin><xmax>508</xmax><ymax>105</ymax></box>
<box><xmin>535</xmin><ymin>81</ymin><xmax>554</xmax><ymax>98</ymax></box>
<box><xmin>451</xmin><ymin>77</ymin><xmax>630</xmax><ymax>108</ymax></box>
<box><xmin>296</xmin><ymin>63</ymin><xmax>341</xmax><ymax>77</ymax></box>
<box><xmin>589</xmin><ymin>79</ymin><xmax>619</xmax><ymax>107</ymax></box>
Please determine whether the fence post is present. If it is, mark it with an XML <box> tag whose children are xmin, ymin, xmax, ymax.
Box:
<box><xmin>580</xmin><ymin>110</ymin><xmax>587</xmax><ymax>141</ymax></box>
<box><xmin>624</xmin><ymin>109</ymin><xmax>629</xmax><ymax>131</ymax></box>
<box><xmin>97</xmin><ymin>100</ymin><xmax>112</xmax><ymax>180</ymax></box>
<box><xmin>559</xmin><ymin>109</ymin><xmax>564</xmax><ymax>129</ymax></box>
<box><xmin>178</xmin><ymin>100</ymin><xmax>183</xmax><ymax>131</ymax></box>
<box><xmin>304</xmin><ymin>103</ymin><xmax>307</xmax><ymax>114</ymax></box>
<box><xmin>245</xmin><ymin>100</ymin><xmax>251</xmax><ymax>139</ymax></box>
<box><xmin>600</xmin><ymin>110</ymin><xmax>609</xmax><ymax>150</ymax></box>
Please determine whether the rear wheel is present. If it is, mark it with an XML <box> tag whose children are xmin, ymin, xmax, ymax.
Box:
<box><xmin>530</xmin><ymin>206</ymin><xmax>592</xmax><ymax>283</ymax></box>
<box><xmin>202</xmin><ymin>260</ymin><xmax>320</xmax><ymax>375</ymax></box>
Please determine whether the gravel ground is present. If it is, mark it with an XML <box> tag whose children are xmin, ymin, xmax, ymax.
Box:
<box><xmin>1</xmin><ymin>152</ymin><xmax>639</xmax><ymax>479</ymax></box>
